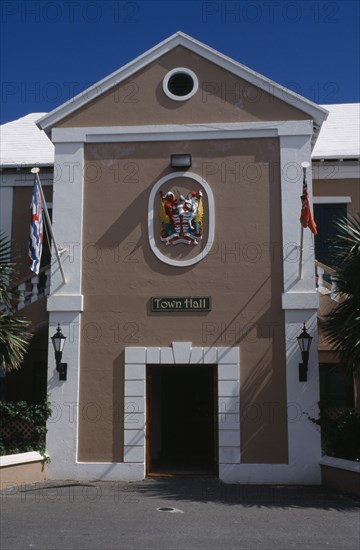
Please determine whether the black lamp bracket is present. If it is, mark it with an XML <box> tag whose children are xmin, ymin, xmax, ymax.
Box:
<box><xmin>299</xmin><ymin>362</ymin><xmax>308</xmax><ymax>382</ymax></box>
<box><xmin>58</xmin><ymin>363</ymin><xmax>68</xmax><ymax>381</ymax></box>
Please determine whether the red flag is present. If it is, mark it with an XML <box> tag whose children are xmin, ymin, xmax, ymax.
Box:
<box><xmin>300</xmin><ymin>179</ymin><xmax>317</xmax><ymax>235</ymax></box>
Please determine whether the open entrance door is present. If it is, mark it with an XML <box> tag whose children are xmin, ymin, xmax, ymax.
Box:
<box><xmin>147</xmin><ymin>365</ymin><xmax>218</xmax><ymax>476</ymax></box>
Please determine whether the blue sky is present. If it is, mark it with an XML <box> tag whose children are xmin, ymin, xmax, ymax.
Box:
<box><xmin>1</xmin><ymin>0</ymin><xmax>359</xmax><ymax>124</ymax></box>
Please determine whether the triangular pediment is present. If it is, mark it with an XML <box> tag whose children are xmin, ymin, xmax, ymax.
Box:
<box><xmin>37</xmin><ymin>32</ymin><xmax>328</xmax><ymax>133</ymax></box>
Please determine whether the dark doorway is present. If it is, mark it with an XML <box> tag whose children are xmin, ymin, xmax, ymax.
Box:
<box><xmin>147</xmin><ymin>365</ymin><xmax>217</xmax><ymax>476</ymax></box>
<box><xmin>314</xmin><ymin>203</ymin><xmax>347</xmax><ymax>266</ymax></box>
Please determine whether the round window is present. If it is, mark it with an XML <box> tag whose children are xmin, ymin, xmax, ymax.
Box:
<box><xmin>163</xmin><ymin>68</ymin><xmax>198</xmax><ymax>101</ymax></box>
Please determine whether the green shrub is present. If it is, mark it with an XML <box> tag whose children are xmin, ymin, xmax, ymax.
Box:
<box><xmin>309</xmin><ymin>403</ymin><xmax>360</xmax><ymax>461</ymax></box>
<box><xmin>0</xmin><ymin>400</ymin><xmax>51</xmax><ymax>457</ymax></box>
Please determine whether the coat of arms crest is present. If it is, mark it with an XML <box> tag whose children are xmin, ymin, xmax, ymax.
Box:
<box><xmin>159</xmin><ymin>190</ymin><xmax>203</xmax><ymax>245</ymax></box>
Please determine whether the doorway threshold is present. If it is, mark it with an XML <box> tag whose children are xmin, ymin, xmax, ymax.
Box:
<box><xmin>147</xmin><ymin>463</ymin><xmax>217</xmax><ymax>477</ymax></box>
<box><xmin>147</xmin><ymin>472</ymin><xmax>217</xmax><ymax>478</ymax></box>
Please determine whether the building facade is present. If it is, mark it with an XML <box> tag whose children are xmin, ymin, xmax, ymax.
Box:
<box><xmin>1</xmin><ymin>33</ymin><xmax>359</xmax><ymax>483</ymax></box>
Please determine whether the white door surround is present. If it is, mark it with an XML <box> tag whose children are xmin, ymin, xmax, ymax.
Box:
<box><xmin>124</xmin><ymin>342</ymin><xmax>241</xmax><ymax>481</ymax></box>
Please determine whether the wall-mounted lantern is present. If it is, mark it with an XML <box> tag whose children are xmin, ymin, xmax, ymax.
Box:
<box><xmin>170</xmin><ymin>154</ymin><xmax>192</xmax><ymax>168</ymax></box>
<box><xmin>296</xmin><ymin>323</ymin><xmax>313</xmax><ymax>382</ymax></box>
<box><xmin>51</xmin><ymin>323</ymin><xmax>67</xmax><ymax>381</ymax></box>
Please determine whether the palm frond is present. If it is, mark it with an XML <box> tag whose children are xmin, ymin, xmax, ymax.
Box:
<box><xmin>0</xmin><ymin>232</ymin><xmax>33</xmax><ymax>371</ymax></box>
<box><xmin>0</xmin><ymin>314</ymin><xmax>32</xmax><ymax>370</ymax></box>
<box><xmin>0</xmin><ymin>231</ymin><xmax>16</xmax><ymax>305</ymax></box>
<box><xmin>322</xmin><ymin>213</ymin><xmax>360</xmax><ymax>378</ymax></box>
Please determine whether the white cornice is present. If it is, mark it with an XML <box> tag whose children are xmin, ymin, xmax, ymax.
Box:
<box><xmin>313</xmin><ymin>196</ymin><xmax>351</xmax><ymax>204</ymax></box>
<box><xmin>37</xmin><ymin>32</ymin><xmax>328</xmax><ymax>133</ymax></box>
<box><xmin>51</xmin><ymin>120</ymin><xmax>313</xmax><ymax>144</ymax></box>
<box><xmin>312</xmin><ymin>162</ymin><xmax>360</xmax><ymax>180</ymax></box>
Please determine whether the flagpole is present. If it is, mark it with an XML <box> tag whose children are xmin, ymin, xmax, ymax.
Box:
<box><xmin>31</xmin><ymin>168</ymin><xmax>67</xmax><ymax>284</ymax></box>
<box><xmin>299</xmin><ymin>226</ymin><xmax>304</xmax><ymax>279</ymax></box>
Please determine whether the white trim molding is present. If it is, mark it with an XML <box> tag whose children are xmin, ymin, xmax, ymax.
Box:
<box><xmin>313</xmin><ymin>196</ymin><xmax>352</xmax><ymax>204</ymax></box>
<box><xmin>312</xmin><ymin>162</ymin><xmax>360</xmax><ymax>180</ymax></box>
<box><xmin>280</xmin><ymin>134</ymin><xmax>316</xmax><ymax>294</ymax></box>
<box><xmin>46</xmin><ymin>142</ymin><xmax>84</xmax><ymax>296</ymax></box>
<box><xmin>46</xmin><ymin>141</ymin><xmax>85</xmax><ymax>481</ymax></box>
<box><xmin>274</xmin><ymin>134</ymin><xmax>322</xmax><ymax>485</ymax></box>
<box><xmin>51</xmin><ymin>120</ymin><xmax>314</xmax><ymax>144</ymax></box>
<box><xmin>282</xmin><ymin>292</ymin><xmax>319</xmax><ymax>310</ymax></box>
<box><xmin>162</xmin><ymin>67</ymin><xmax>199</xmax><ymax>101</ymax></box>
<box><xmin>124</xmin><ymin>342</ymin><xmax>240</xmax><ymax>481</ymax></box>
<box><xmin>47</xmin><ymin>294</ymin><xmax>84</xmax><ymax>312</ymax></box>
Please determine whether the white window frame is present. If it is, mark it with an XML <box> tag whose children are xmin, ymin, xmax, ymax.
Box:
<box><xmin>162</xmin><ymin>68</ymin><xmax>199</xmax><ymax>101</ymax></box>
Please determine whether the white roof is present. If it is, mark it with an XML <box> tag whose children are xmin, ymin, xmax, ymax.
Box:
<box><xmin>0</xmin><ymin>113</ymin><xmax>54</xmax><ymax>167</ymax></box>
<box><xmin>312</xmin><ymin>104</ymin><xmax>360</xmax><ymax>159</ymax></box>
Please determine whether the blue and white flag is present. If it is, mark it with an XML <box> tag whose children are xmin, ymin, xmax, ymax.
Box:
<box><xmin>28</xmin><ymin>179</ymin><xmax>43</xmax><ymax>274</ymax></box>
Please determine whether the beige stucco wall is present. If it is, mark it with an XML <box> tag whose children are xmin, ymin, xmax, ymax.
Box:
<box><xmin>0</xmin><ymin>461</ymin><xmax>46</xmax><ymax>486</ymax></box>
<box><xmin>55</xmin><ymin>46</ymin><xmax>309</xmax><ymax>128</ymax></box>
<box><xmin>313</xmin><ymin>178</ymin><xmax>360</xmax><ymax>216</ymax></box>
<box><xmin>78</xmin><ymin>137</ymin><xmax>288</xmax><ymax>465</ymax></box>
<box><xmin>321</xmin><ymin>465</ymin><xmax>360</xmax><ymax>496</ymax></box>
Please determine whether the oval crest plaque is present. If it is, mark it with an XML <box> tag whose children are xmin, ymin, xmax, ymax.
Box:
<box><xmin>148</xmin><ymin>172</ymin><xmax>215</xmax><ymax>267</ymax></box>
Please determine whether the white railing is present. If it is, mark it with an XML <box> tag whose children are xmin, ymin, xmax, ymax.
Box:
<box><xmin>9</xmin><ymin>266</ymin><xmax>51</xmax><ymax>312</ymax></box>
<box><xmin>315</xmin><ymin>260</ymin><xmax>340</xmax><ymax>302</ymax></box>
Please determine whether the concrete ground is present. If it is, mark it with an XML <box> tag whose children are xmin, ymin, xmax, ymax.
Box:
<box><xmin>1</xmin><ymin>478</ymin><xmax>359</xmax><ymax>550</ymax></box>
